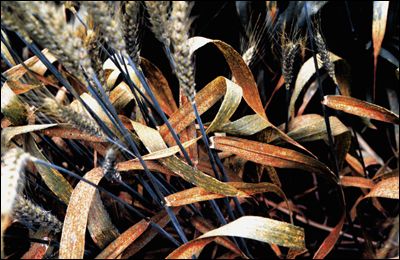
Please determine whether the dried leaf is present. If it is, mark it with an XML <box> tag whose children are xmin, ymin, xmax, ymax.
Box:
<box><xmin>211</xmin><ymin>136</ymin><xmax>337</xmax><ymax>183</ymax></box>
<box><xmin>340</xmin><ymin>176</ymin><xmax>374</xmax><ymax>189</ymax></box>
<box><xmin>372</xmin><ymin>1</ymin><xmax>390</xmax><ymax>99</ymax></box>
<box><xmin>345</xmin><ymin>153</ymin><xmax>365</xmax><ymax>176</ymax></box>
<box><xmin>365</xmin><ymin>176</ymin><xmax>399</xmax><ymax>199</ymax></box>
<box><xmin>313</xmin><ymin>214</ymin><xmax>345</xmax><ymax>259</ymax></box>
<box><xmin>121</xmin><ymin>207</ymin><xmax>182</xmax><ymax>258</ymax></box>
<box><xmin>141</xmin><ymin>57</ymin><xmax>178</xmax><ymax>116</ymax></box>
<box><xmin>131</xmin><ymin>121</ymin><xmax>247</xmax><ymax>197</ymax></box>
<box><xmin>1</xmin><ymin>123</ymin><xmax>57</xmax><ymax>152</ymax></box>
<box><xmin>159</xmin><ymin>76</ymin><xmax>244</xmax><ymax>144</ymax></box>
<box><xmin>26</xmin><ymin>135</ymin><xmax>72</xmax><ymax>204</ymax></box>
<box><xmin>188</xmin><ymin>36</ymin><xmax>267</xmax><ymax>120</ymax></box>
<box><xmin>88</xmin><ymin>191</ymin><xmax>120</xmax><ymax>249</ymax></box>
<box><xmin>322</xmin><ymin>95</ymin><xmax>399</xmax><ymax>124</ymax></box>
<box><xmin>109</xmin><ymin>82</ymin><xmax>134</xmax><ymax>112</ymax></box>
<box><xmin>166</xmin><ymin>216</ymin><xmax>305</xmax><ymax>259</ymax></box>
<box><xmin>59</xmin><ymin>168</ymin><xmax>104</xmax><ymax>258</ymax></box>
<box><xmin>192</xmin><ymin>216</ymin><xmax>246</xmax><ymax>258</ymax></box>
<box><xmin>95</xmin><ymin>219</ymin><xmax>150</xmax><ymax>259</ymax></box>
<box><xmin>165</xmin><ymin>182</ymin><xmax>287</xmax><ymax>207</ymax></box>
<box><xmin>277</xmin><ymin>114</ymin><xmax>349</xmax><ymax>143</ymax></box>
<box><xmin>3</xmin><ymin>49</ymin><xmax>57</xmax><ymax>81</ymax></box>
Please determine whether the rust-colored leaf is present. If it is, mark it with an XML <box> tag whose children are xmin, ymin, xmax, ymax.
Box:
<box><xmin>189</xmin><ymin>36</ymin><xmax>267</xmax><ymax>120</ymax></box>
<box><xmin>132</xmin><ymin>120</ymin><xmax>247</xmax><ymax>197</ymax></box>
<box><xmin>345</xmin><ymin>153</ymin><xmax>365</xmax><ymax>176</ymax></box>
<box><xmin>372</xmin><ymin>1</ymin><xmax>390</xmax><ymax>99</ymax></box>
<box><xmin>59</xmin><ymin>168</ymin><xmax>104</xmax><ymax>259</ymax></box>
<box><xmin>323</xmin><ymin>95</ymin><xmax>399</xmax><ymax>124</ymax></box>
<box><xmin>165</xmin><ymin>182</ymin><xmax>286</xmax><ymax>208</ymax></box>
<box><xmin>166</xmin><ymin>238</ymin><xmax>215</xmax><ymax>259</ymax></box>
<box><xmin>95</xmin><ymin>219</ymin><xmax>150</xmax><ymax>259</ymax></box>
<box><xmin>211</xmin><ymin>136</ymin><xmax>337</xmax><ymax>183</ymax></box>
<box><xmin>141</xmin><ymin>57</ymin><xmax>178</xmax><ymax>116</ymax></box>
<box><xmin>366</xmin><ymin>176</ymin><xmax>399</xmax><ymax>199</ymax></box>
<box><xmin>313</xmin><ymin>213</ymin><xmax>345</xmax><ymax>259</ymax></box>
<box><xmin>121</xmin><ymin>207</ymin><xmax>182</xmax><ymax>258</ymax></box>
<box><xmin>340</xmin><ymin>176</ymin><xmax>374</xmax><ymax>189</ymax></box>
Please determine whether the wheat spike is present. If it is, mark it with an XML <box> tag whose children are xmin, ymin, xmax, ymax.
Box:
<box><xmin>5</xmin><ymin>2</ymin><xmax>94</xmax><ymax>82</ymax></box>
<box><xmin>169</xmin><ymin>1</ymin><xmax>196</xmax><ymax>100</ymax></box>
<box><xmin>84</xmin><ymin>2</ymin><xmax>127</xmax><ymax>54</ymax></box>
<box><xmin>123</xmin><ymin>1</ymin><xmax>142</xmax><ymax>65</ymax></box>
<box><xmin>1</xmin><ymin>3</ymin><xmax>31</xmax><ymax>41</ymax></box>
<box><xmin>13</xmin><ymin>196</ymin><xmax>63</xmax><ymax>233</ymax></box>
<box><xmin>84</xmin><ymin>29</ymin><xmax>107</xmax><ymax>89</ymax></box>
<box><xmin>103</xmin><ymin>148</ymin><xmax>121</xmax><ymax>183</ymax></box>
<box><xmin>315</xmin><ymin>32</ymin><xmax>338</xmax><ymax>85</ymax></box>
<box><xmin>145</xmin><ymin>1</ymin><xmax>171</xmax><ymax>47</ymax></box>
<box><xmin>282</xmin><ymin>42</ymin><xmax>299</xmax><ymax>89</ymax></box>
<box><xmin>42</xmin><ymin>97</ymin><xmax>105</xmax><ymax>138</ymax></box>
<box><xmin>1</xmin><ymin>148</ymin><xmax>30</xmax><ymax>216</ymax></box>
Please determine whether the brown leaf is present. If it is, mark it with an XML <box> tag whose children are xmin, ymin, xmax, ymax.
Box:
<box><xmin>211</xmin><ymin>136</ymin><xmax>337</xmax><ymax>183</ymax></box>
<box><xmin>132</xmin><ymin>120</ymin><xmax>247</xmax><ymax>197</ymax></box>
<box><xmin>340</xmin><ymin>176</ymin><xmax>374</xmax><ymax>189</ymax></box>
<box><xmin>59</xmin><ymin>168</ymin><xmax>104</xmax><ymax>259</ymax></box>
<box><xmin>366</xmin><ymin>176</ymin><xmax>399</xmax><ymax>199</ymax></box>
<box><xmin>121</xmin><ymin>208</ymin><xmax>182</xmax><ymax>258</ymax></box>
<box><xmin>95</xmin><ymin>219</ymin><xmax>150</xmax><ymax>259</ymax></box>
<box><xmin>313</xmin><ymin>213</ymin><xmax>345</xmax><ymax>259</ymax></box>
<box><xmin>372</xmin><ymin>1</ymin><xmax>390</xmax><ymax>99</ymax></box>
<box><xmin>322</xmin><ymin>95</ymin><xmax>399</xmax><ymax>124</ymax></box>
<box><xmin>141</xmin><ymin>57</ymin><xmax>178</xmax><ymax>116</ymax></box>
<box><xmin>88</xmin><ymin>191</ymin><xmax>120</xmax><ymax>249</ymax></box>
<box><xmin>189</xmin><ymin>37</ymin><xmax>267</xmax><ymax>120</ymax></box>
<box><xmin>165</xmin><ymin>182</ymin><xmax>286</xmax><ymax>207</ymax></box>
<box><xmin>345</xmin><ymin>153</ymin><xmax>365</xmax><ymax>176</ymax></box>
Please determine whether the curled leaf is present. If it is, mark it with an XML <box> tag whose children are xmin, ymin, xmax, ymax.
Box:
<box><xmin>166</xmin><ymin>216</ymin><xmax>305</xmax><ymax>259</ymax></box>
<box><xmin>365</xmin><ymin>176</ymin><xmax>399</xmax><ymax>199</ymax></box>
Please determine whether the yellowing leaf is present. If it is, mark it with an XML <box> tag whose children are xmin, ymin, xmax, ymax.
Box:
<box><xmin>165</xmin><ymin>182</ymin><xmax>287</xmax><ymax>208</ymax></box>
<box><xmin>166</xmin><ymin>216</ymin><xmax>305</xmax><ymax>259</ymax></box>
